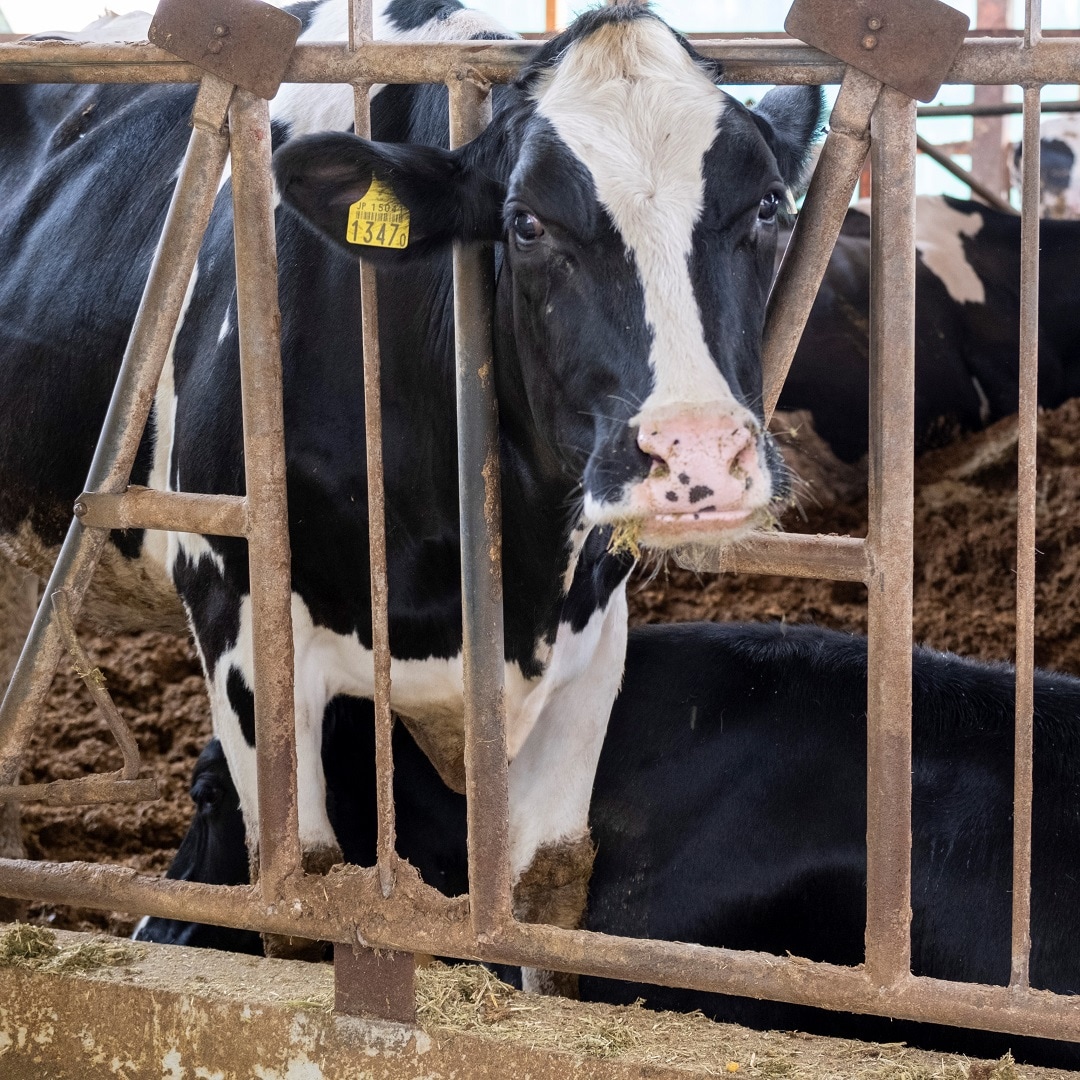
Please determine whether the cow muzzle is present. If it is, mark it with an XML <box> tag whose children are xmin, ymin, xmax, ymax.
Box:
<box><xmin>626</xmin><ymin>403</ymin><xmax>771</xmax><ymax>547</ymax></box>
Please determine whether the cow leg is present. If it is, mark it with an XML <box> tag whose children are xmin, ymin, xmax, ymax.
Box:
<box><xmin>192</xmin><ymin>587</ymin><xmax>341</xmax><ymax>957</ymax></box>
<box><xmin>507</xmin><ymin>584</ymin><xmax>628</xmax><ymax>996</ymax></box>
<box><xmin>0</xmin><ymin>556</ymin><xmax>37</xmax><ymax>919</ymax></box>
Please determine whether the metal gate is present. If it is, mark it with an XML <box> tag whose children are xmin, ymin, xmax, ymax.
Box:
<box><xmin>0</xmin><ymin>0</ymin><xmax>1074</xmax><ymax>1048</ymax></box>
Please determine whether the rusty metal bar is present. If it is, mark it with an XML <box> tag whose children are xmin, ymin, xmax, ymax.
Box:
<box><xmin>1010</xmin><ymin>73</ymin><xmax>1042</xmax><ymax>991</ymax></box>
<box><xmin>701</xmin><ymin>533</ymin><xmax>868</xmax><ymax>582</ymax></box>
<box><xmin>348</xmin><ymin>0</ymin><xmax>398</xmax><ymax>904</ymax></box>
<box><xmin>864</xmin><ymin>88</ymin><xmax>917</xmax><ymax>989</ymax></box>
<box><xmin>0</xmin><ymin>777</ymin><xmax>158</xmax><ymax>805</ymax></box>
<box><xmin>229</xmin><ymin>89</ymin><xmax>301</xmax><ymax>892</ymax></box>
<box><xmin>0</xmin><ymin>75</ymin><xmax>234</xmax><ymax>792</ymax></box>
<box><xmin>51</xmin><ymin>589</ymin><xmax>143</xmax><ymax>782</ymax></box>
<box><xmin>916</xmin><ymin>135</ymin><xmax>1017</xmax><ymax>214</ymax></box>
<box><xmin>919</xmin><ymin>97</ymin><xmax>1080</xmax><ymax>117</ymax></box>
<box><xmin>762</xmin><ymin>66</ymin><xmax>881</xmax><ymax>421</ymax></box>
<box><xmin>74</xmin><ymin>488</ymin><xmax>247</xmax><ymax>537</ymax></box>
<box><xmin>0</xmin><ymin>856</ymin><xmax>1079</xmax><ymax>1044</ymax></box>
<box><xmin>449</xmin><ymin>71</ymin><xmax>513</xmax><ymax>939</ymax></box>
<box><xmin>13</xmin><ymin>36</ymin><xmax>1080</xmax><ymax>88</ymax></box>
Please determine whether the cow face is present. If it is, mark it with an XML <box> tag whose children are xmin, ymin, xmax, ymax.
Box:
<box><xmin>275</xmin><ymin>7</ymin><xmax>821</xmax><ymax>552</ymax></box>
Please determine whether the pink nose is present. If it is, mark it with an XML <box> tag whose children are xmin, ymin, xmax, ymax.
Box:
<box><xmin>628</xmin><ymin>405</ymin><xmax>767</xmax><ymax>518</ymax></box>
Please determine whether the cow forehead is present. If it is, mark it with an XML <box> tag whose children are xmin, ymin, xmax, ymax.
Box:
<box><xmin>529</xmin><ymin>17</ymin><xmax>741</xmax><ymax>411</ymax></box>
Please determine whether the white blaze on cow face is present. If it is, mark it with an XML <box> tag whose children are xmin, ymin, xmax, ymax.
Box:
<box><xmin>531</xmin><ymin>17</ymin><xmax>771</xmax><ymax>545</ymax></box>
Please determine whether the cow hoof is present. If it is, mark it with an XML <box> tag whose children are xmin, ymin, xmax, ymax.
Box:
<box><xmin>261</xmin><ymin>932</ymin><xmax>331</xmax><ymax>962</ymax></box>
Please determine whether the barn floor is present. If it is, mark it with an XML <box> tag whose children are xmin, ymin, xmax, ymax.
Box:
<box><xmin>6</xmin><ymin>400</ymin><xmax>1080</xmax><ymax>1071</ymax></box>
<box><xmin>0</xmin><ymin>926</ymin><xmax>1067</xmax><ymax>1080</ymax></box>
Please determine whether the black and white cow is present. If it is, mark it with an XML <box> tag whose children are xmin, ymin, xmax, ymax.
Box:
<box><xmin>139</xmin><ymin>621</ymin><xmax>1080</xmax><ymax>1069</ymax></box>
<box><xmin>1009</xmin><ymin>115</ymin><xmax>1080</xmax><ymax>220</ymax></box>
<box><xmin>777</xmin><ymin>194</ymin><xmax>1080</xmax><ymax>465</ymax></box>
<box><xmin>0</xmin><ymin>0</ymin><xmax>822</xmax><ymax>965</ymax></box>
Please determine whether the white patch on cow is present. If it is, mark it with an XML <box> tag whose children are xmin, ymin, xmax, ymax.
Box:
<box><xmin>217</xmin><ymin>309</ymin><xmax>233</xmax><ymax>345</ymax></box>
<box><xmin>1009</xmin><ymin>114</ymin><xmax>1080</xmax><ymax>219</ymax></box>
<box><xmin>270</xmin><ymin>0</ymin><xmax>514</xmax><ymax>139</ymax></box>
<box><xmin>971</xmin><ymin>374</ymin><xmax>992</xmax><ymax>425</ymax></box>
<box><xmin>914</xmin><ymin>195</ymin><xmax>986</xmax><ymax>305</ymax></box>
<box><xmin>130</xmin><ymin>916</ymin><xmax>149</xmax><ymax>941</ymax></box>
<box><xmin>168</xmin><ymin>530</ymin><xmax>226</xmax><ymax>581</ymax></box>
<box><xmin>507</xmin><ymin>582</ymin><xmax>628</xmax><ymax>880</ymax></box>
<box><xmin>532</xmin><ymin>18</ymin><xmax>736</xmax><ymax>416</ymax></box>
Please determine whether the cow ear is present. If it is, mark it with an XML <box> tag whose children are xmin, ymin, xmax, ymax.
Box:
<box><xmin>273</xmin><ymin>131</ymin><xmax>506</xmax><ymax>259</ymax></box>
<box><xmin>751</xmin><ymin>85</ymin><xmax>825</xmax><ymax>194</ymax></box>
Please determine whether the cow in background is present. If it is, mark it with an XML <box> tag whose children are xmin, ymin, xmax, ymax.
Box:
<box><xmin>775</xmin><ymin>195</ymin><xmax>1080</xmax><ymax>490</ymax></box>
<box><xmin>1009</xmin><ymin>114</ymin><xmax>1080</xmax><ymax>219</ymax></box>
<box><xmin>138</xmin><ymin>620</ymin><xmax>1080</xmax><ymax>1069</ymax></box>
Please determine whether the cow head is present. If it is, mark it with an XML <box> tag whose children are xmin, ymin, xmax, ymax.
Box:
<box><xmin>275</xmin><ymin>6</ymin><xmax>822</xmax><ymax>552</ymax></box>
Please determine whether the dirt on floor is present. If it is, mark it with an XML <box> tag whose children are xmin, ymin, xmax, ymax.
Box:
<box><xmin>14</xmin><ymin>398</ymin><xmax>1080</xmax><ymax>942</ymax></box>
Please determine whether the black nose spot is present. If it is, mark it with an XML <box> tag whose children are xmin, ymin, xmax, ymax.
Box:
<box><xmin>678</xmin><ymin>472</ymin><xmax>691</xmax><ymax>485</ymax></box>
<box><xmin>688</xmin><ymin>485</ymin><xmax>714</xmax><ymax>504</ymax></box>
<box><xmin>665</xmin><ymin>490</ymin><xmax>678</xmax><ymax>502</ymax></box>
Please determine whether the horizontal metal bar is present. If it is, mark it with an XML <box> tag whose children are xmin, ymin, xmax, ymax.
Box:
<box><xmin>700</xmin><ymin>533</ymin><xmax>868</xmax><ymax>582</ymax></box>
<box><xmin>74</xmin><ymin>488</ymin><xmax>247</xmax><ymax>537</ymax></box>
<box><xmin>1</xmin><ymin>37</ymin><xmax>1080</xmax><ymax>87</ymax></box>
<box><xmin>0</xmin><ymin>856</ymin><xmax>1076</xmax><ymax>1044</ymax></box>
<box><xmin>918</xmin><ymin>98</ymin><xmax>1080</xmax><ymax>118</ymax></box>
<box><xmin>0</xmin><ymin>778</ymin><xmax>158</xmax><ymax>805</ymax></box>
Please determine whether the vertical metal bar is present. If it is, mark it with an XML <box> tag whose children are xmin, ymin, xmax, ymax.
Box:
<box><xmin>0</xmin><ymin>75</ymin><xmax>234</xmax><ymax>788</ymax></box>
<box><xmin>864</xmin><ymin>87</ymin><xmax>916</xmax><ymax>988</ymax></box>
<box><xmin>762</xmin><ymin>66</ymin><xmax>882</xmax><ymax>420</ymax></box>
<box><xmin>971</xmin><ymin>0</ymin><xmax>1008</xmax><ymax>198</ymax></box>
<box><xmin>229</xmin><ymin>90</ymin><xmax>301</xmax><ymax>892</ymax></box>
<box><xmin>349</xmin><ymin>0</ymin><xmax>398</xmax><ymax>899</ymax></box>
<box><xmin>1011</xmin><ymin>20</ymin><xmax>1042</xmax><ymax>985</ymax></box>
<box><xmin>449</xmin><ymin>72</ymin><xmax>512</xmax><ymax>937</ymax></box>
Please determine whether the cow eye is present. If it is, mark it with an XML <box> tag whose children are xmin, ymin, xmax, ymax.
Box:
<box><xmin>512</xmin><ymin>211</ymin><xmax>545</xmax><ymax>243</ymax></box>
<box><xmin>758</xmin><ymin>192</ymin><xmax>781</xmax><ymax>222</ymax></box>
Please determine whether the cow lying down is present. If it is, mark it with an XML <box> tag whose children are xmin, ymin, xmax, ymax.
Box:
<box><xmin>136</xmin><ymin>620</ymin><xmax>1080</xmax><ymax>1069</ymax></box>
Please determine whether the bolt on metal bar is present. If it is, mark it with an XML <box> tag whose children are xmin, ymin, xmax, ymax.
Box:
<box><xmin>449</xmin><ymin>71</ymin><xmax>513</xmax><ymax>939</ymax></box>
<box><xmin>1011</xmin><ymin>77</ymin><xmax>1042</xmax><ymax>991</ymax></box>
<box><xmin>762</xmin><ymin>65</ymin><xmax>882</xmax><ymax>422</ymax></box>
<box><xmin>864</xmin><ymin>88</ymin><xmax>917</xmax><ymax>989</ymax></box>
<box><xmin>229</xmin><ymin>89</ymin><xmax>302</xmax><ymax>892</ymax></box>
<box><xmin>916</xmin><ymin>134</ymin><xmax>1017</xmax><ymax>214</ymax></box>
<box><xmin>0</xmin><ymin>74</ymin><xmax>234</xmax><ymax>792</ymax></box>
<box><xmin>351</xmin><ymin>2</ymin><xmax>399</xmax><ymax>901</ymax></box>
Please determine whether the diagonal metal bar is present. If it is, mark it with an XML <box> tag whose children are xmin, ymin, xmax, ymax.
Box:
<box><xmin>0</xmin><ymin>74</ymin><xmax>234</xmax><ymax>792</ymax></box>
<box><xmin>762</xmin><ymin>65</ymin><xmax>882</xmax><ymax>421</ymax></box>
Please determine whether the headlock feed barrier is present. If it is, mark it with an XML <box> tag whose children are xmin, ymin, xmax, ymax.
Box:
<box><xmin>0</xmin><ymin>0</ymin><xmax>1074</xmax><ymax>1047</ymax></box>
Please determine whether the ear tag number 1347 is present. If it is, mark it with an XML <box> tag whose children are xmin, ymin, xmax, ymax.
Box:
<box><xmin>347</xmin><ymin>177</ymin><xmax>410</xmax><ymax>249</ymax></box>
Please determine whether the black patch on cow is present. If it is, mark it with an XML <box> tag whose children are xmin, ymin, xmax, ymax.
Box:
<box><xmin>226</xmin><ymin>667</ymin><xmax>256</xmax><ymax>748</ymax></box>
<box><xmin>385</xmin><ymin>0</ymin><xmax>462</xmax><ymax>31</ymax></box>
<box><xmin>688</xmin><ymin>485</ymin><xmax>713</xmax><ymax>504</ymax></box>
<box><xmin>1041</xmin><ymin>137</ymin><xmax>1075</xmax><ymax>193</ymax></box>
<box><xmin>171</xmin><ymin>546</ymin><xmax>239</xmax><ymax>681</ymax></box>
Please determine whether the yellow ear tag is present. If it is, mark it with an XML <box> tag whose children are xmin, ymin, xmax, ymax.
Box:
<box><xmin>346</xmin><ymin>177</ymin><xmax>410</xmax><ymax>249</ymax></box>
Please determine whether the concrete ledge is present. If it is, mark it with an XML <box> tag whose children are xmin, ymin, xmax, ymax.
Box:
<box><xmin>0</xmin><ymin>927</ymin><xmax>1068</xmax><ymax>1080</ymax></box>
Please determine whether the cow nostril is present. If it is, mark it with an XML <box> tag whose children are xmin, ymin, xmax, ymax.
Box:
<box><xmin>648</xmin><ymin>454</ymin><xmax>669</xmax><ymax>478</ymax></box>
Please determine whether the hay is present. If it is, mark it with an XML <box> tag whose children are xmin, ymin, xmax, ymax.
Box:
<box><xmin>0</xmin><ymin>924</ymin><xmax>142</xmax><ymax>973</ymax></box>
<box><xmin>608</xmin><ymin>520</ymin><xmax>643</xmax><ymax>560</ymax></box>
<box><xmin>414</xmin><ymin>964</ymin><xmax>1041</xmax><ymax>1079</ymax></box>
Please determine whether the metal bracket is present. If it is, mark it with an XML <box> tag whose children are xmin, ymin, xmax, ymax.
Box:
<box><xmin>785</xmin><ymin>0</ymin><xmax>969</xmax><ymax>103</ymax></box>
<box><xmin>334</xmin><ymin>945</ymin><xmax>417</xmax><ymax>1024</ymax></box>
<box><xmin>148</xmin><ymin>0</ymin><xmax>301</xmax><ymax>100</ymax></box>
